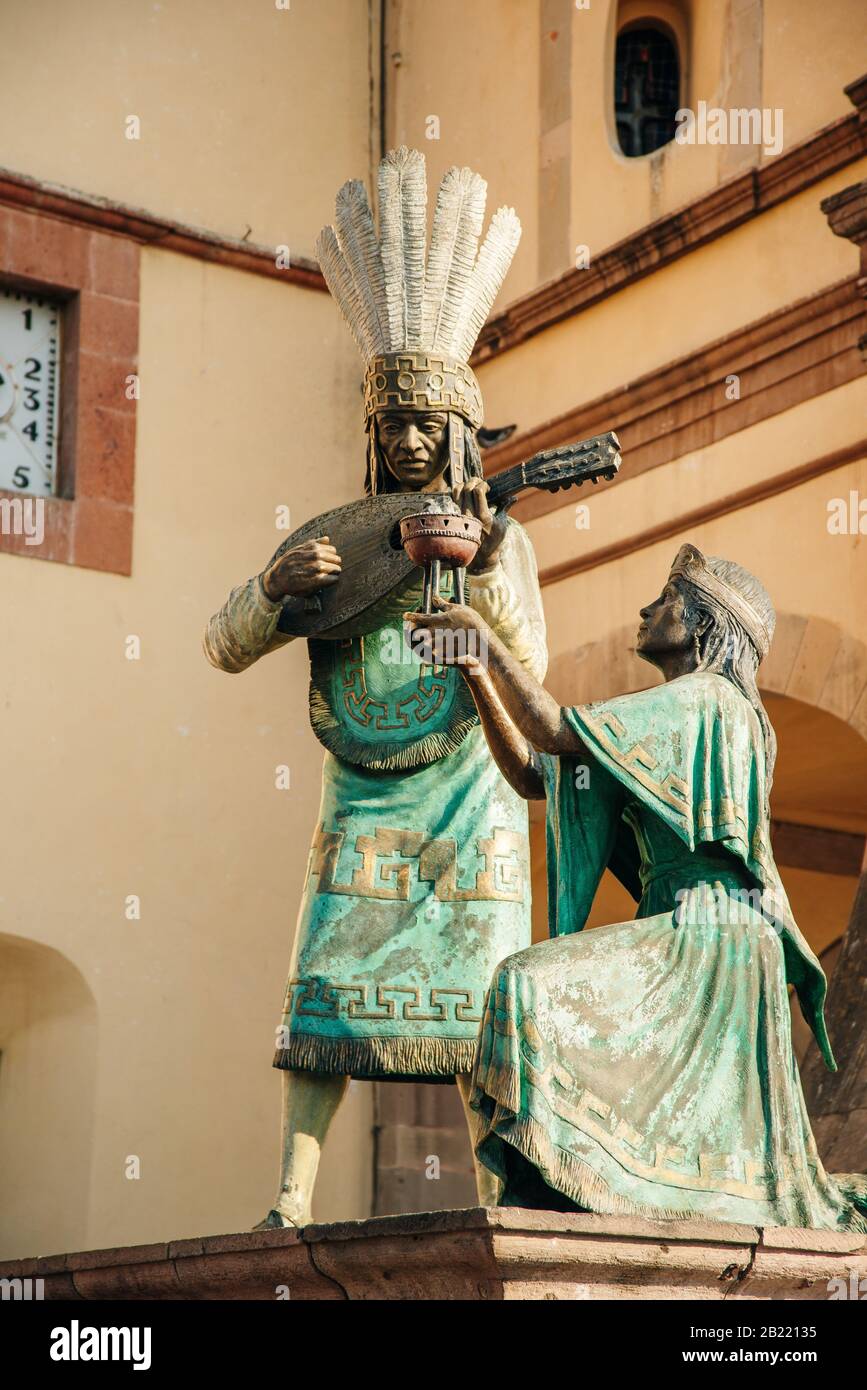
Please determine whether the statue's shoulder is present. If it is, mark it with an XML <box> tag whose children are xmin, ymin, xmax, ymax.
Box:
<box><xmin>675</xmin><ymin>671</ymin><xmax>760</xmax><ymax>732</ymax></box>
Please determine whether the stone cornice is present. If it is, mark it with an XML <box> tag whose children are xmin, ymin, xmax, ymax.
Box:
<box><xmin>488</xmin><ymin>277</ymin><xmax>865</xmax><ymax>531</ymax></box>
<box><xmin>0</xmin><ymin>166</ymin><xmax>325</xmax><ymax>292</ymax></box>
<box><xmin>473</xmin><ymin>105</ymin><xmax>867</xmax><ymax>366</ymax></box>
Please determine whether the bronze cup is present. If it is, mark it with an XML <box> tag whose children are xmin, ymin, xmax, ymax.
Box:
<box><xmin>399</xmin><ymin>506</ymin><xmax>483</xmax><ymax>613</ymax></box>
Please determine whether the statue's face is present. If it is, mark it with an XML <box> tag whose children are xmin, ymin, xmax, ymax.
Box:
<box><xmin>636</xmin><ymin>577</ymin><xmax>696</xmax><ymax>666</ymax></box>
<box><xmin>375</xmin><ymin>409</ymin><xmax>449</xmax><ymax>491</ymax></box>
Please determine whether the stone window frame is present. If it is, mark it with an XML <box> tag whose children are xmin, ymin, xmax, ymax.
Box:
<box><xmin>0</xmin><ymin>201</ymin><xmax>140</xmax><ymax>574</ymax></box>
<box><xmin>609</xmin><ymin>1</ymin><xmax>690</xmax><ymax>162</ymax></box>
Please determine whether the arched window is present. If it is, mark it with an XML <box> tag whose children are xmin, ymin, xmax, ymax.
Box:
<box><xmin>615</xmin><ymin>25</ymin><xmax>680</xmax><ymax>157</ymax></box>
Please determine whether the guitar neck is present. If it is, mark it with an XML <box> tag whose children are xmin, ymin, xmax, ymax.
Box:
<box><xmin>487</xmin><ymin>431</ymin><xmax>621</xmax><ymax>505</ymax></box>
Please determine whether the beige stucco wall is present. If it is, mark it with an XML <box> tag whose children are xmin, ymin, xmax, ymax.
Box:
<box><xmin>0</xmin><ymin>0</ymin><xmax>376</xmax><ymax>1260</ymax></box>
<box><xmin>386</xmin><ymin>0</ymin><xmax>863</xmax><ymax>288</ymax></box>
<box><xmin>0</xmin><ymin>0</ymin><xmax>372</xmax><ymax>255</ymax></box>
<box><xmin>0</xmin><ymin>247</ymin><xmax>377</xmax><ymax>1258</ymax></box>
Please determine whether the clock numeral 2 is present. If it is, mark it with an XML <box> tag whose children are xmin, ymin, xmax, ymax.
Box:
<box><xmin>24</xmin><ymin>358</ymin><xmax>42</xmax><ymax>381</ymax></box>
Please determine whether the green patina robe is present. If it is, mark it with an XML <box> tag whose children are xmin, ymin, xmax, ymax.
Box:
<box><xmin>205</xmin><ymin>518</ymin><xmax>547</xmax><ymax>1081</ymax></box>
<box><xmin>471</xmin><ymin>671</ymin><xmax>867</xmax><ymax>1230</ymax></box>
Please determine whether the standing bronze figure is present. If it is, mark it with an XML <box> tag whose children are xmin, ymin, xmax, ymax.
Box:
<box><xmin>205</xmin><ymin>150</ymin><xmax>546</xmax><ymax>1225</ymax></box>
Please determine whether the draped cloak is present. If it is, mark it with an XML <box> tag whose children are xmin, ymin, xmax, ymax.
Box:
<box><xmin>471</xmin><ymin>672</ymin><xmax>867</xmax><ymax>1230</ymax></box>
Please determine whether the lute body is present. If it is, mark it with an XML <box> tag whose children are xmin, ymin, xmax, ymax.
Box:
<box><xmin>273</xmin><ymin>431</ymin><xmax>620</xmax><ymax>638</ymax></box>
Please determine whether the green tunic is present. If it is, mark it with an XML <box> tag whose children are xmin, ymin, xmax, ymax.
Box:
<box><xmin>471</xmin><ymin>672</ymin><xmax>867</xmax><ymax>1230</ymax></box>
<box><xmin>204</xmin><ymin>518</ymin><xmax>547</xmax><ymax>1081</ymax></box>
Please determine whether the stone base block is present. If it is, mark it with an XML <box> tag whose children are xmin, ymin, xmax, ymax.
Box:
<box><xmin>2</xmin><ymin>1208</ymin><xmax>865</xmax><ymax>1301</ymax></box>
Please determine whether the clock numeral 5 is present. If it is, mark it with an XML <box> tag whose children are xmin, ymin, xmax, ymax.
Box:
<box><xmin>13</xmin><ymin>466</ymin><xmax>30</xmax><ymax>489</ymax></box>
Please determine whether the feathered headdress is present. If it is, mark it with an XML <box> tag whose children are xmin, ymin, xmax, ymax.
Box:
<box><xmin>316</xmin><ymin>147</ymin><xmax>521</xmax><ymax>492</ymax></box>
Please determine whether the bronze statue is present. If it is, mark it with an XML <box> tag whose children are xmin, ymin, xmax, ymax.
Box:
<box><xmin>204</xmin><ymin>149</ymin><xmax>547</xmax><ymax>1226</ymax></box>
<box><xmin>406</xmin><ymin>549</ymin><xmax>867</xmax><ymax>1229</ymax></box>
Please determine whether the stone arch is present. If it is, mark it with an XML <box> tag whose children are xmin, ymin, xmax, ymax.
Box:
<box><xmin>0</xmin><ymin>935</ymin><xmax>98</xmax><ymax>1259</ymax></box>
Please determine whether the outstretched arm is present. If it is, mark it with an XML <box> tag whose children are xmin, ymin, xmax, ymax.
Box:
<box><xmin>453</xmin><ymin>655</ymin><xmax>545</xmax><ymax>799</ymax></box>
<box><xmin>406</xmin><ymin>598</ymin><xmax>584</xmax><ymax>755</ymax></box>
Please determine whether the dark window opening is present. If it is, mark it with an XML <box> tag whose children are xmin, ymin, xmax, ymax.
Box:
<box><xmin>615</xmin><ymin>25</ymin><xmax>680</xmax><ymax>157</ymax></box>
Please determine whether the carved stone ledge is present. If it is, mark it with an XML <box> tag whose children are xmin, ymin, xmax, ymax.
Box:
<box><xmin>2</xmin><ymin>1208</ymin><xmax>865</xmax><ymax>1301</ymax></box>
<box><xmin>822</xmin><ymin>179</ymin><xmax>867</xmax><ymax>249</ymax></box>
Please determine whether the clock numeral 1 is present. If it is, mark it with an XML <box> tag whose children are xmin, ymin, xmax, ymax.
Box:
<box><xmin>22</xmin><ymin>309</ymin><xmax>33</xmax><ymax>330</ymax></box>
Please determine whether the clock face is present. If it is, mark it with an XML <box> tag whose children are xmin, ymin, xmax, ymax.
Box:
<box><xmin>0</xmin><ymin>286</ymin><xmax>61</xmax><ymax>496</ymax></box>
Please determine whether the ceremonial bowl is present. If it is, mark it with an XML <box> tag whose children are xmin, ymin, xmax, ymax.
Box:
<box><xmin>399</xmin><ymin>508</ymin><xmax>483</xmax><ymax>568</ymax></box>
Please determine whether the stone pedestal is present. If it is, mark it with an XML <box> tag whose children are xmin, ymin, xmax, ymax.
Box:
<box><xmin>3</xmin><ymin>1208</ymin><xmax>865</xmax><ymax>1301</ymax></box>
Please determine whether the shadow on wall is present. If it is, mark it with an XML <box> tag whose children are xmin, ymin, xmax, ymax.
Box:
<box><xmin>0</xmin><ymin>935</ymin><xmax>97</xmax><ymax>1260</ymax></box>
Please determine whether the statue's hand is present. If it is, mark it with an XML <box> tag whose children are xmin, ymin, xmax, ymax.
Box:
<box><xmin>404</xmin><ymin>597</ymin><xmax>490</xmax><ymax>673</ymax></box>
<box><xmin>452</xmin><ymin>477</ymin><xmax>509</xmax><ymax>571</ymax></box>
<box><xmin>263</xmin><ymin>536</ymin><xmax>342</xmax><ymax>600</ymax></box>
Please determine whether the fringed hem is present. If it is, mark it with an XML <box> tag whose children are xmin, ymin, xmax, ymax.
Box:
<box><xmin>274</xmin><ymin>1034</ymin><xmax>477</xmax><ymax>1079</ymax></box>
<box><xmin>830</xmin><ymin>1174</ymin><xmax>867</xmax><ymax>1232</ymax></box>
<box><xmin>494</xmin><ymin>1110</ymin><xmax>695</xmax><ymax>1222</ymax></box>
<box><xmin>307</xmin><ymin>641</ymin><xmax>479</xmax><ymax>771</ymax></box>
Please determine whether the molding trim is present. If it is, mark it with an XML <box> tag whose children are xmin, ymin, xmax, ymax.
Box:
<box><xmin>535</xmin><ymin>436</ymin><xmax>867</xmax><ymax>589</ymax></box>
<box><xmin>473</xmin><ymin>108</ymin><xmax>867</xmax><ymax>365</ymax></box>
<box><xmin>0</xmin><ymin>166</ymin><xmax>326</xmax><ymax>292</ymax></box>
<box><xmin>488</xmin><ymin>277</ymin><xmax>865</xmax><ymax>526</ymax></box>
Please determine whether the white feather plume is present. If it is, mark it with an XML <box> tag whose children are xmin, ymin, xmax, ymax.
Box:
<box><xmin>452</xmin><ymin>206</ymin><xmax>522</xmax><ymax>361</ymax></box>
<box><xmin>335</xmin><ymin>180</ymin><xmax>389</xmax><ymax>356</ymax></box>
<box><xmin>315</xmin><ymin>224</ymin><xmax>370</xmax><ymax>358</ymax></box>
<box><xmin>421</xmin><ymin>166</ymin><xmax>486</xmax><ymax>352</ymax></box>
<box><xmin>377</xmin><ymin>146</ymin><xmax>427</xmax><ymax>350</ymax></box>
<box><xmin>316</xmin><ymin>152</ymin><xmax>521</xmax><ymax>368</ymax></box>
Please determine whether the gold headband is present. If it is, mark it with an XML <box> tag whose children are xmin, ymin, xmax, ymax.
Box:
<box><xmin>363</xmin><ymin>352</ymin><xmax>483</xmax><ymax>430</ymax></box>
<box><xmin>669</xmin><ymin>544</ymin><xmax>773</xmax><ymax>659</ymax></box>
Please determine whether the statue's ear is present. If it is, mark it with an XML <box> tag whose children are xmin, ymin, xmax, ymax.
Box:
<box><xmin>695</xmin><ymin>610</ymin><xmax>714</xmax><ymax>636</ymax></box>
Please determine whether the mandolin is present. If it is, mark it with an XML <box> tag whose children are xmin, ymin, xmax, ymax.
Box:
<box><xmin>272</xmin><ymin>430</ymin><xmax>621</xmax><ymax>638</ymax></box>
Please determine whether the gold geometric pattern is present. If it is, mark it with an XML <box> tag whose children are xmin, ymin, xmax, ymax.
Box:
<box><xmin>284</xmin><ymin>977</ymin><xmax>483</xmax><ymax>1024</ymax></box>
<box><xmin>363</xmin><ymin>352</ymin><xmax>483</xmax><ymax>428</ymax></box>
<box><xmin>515</xmin><ymin>1011</ymin><xmax>821</xmax><ymax>1201</ymax></box>
<box><xmin>308</xmin><ymin>822</ymin><xmax>525</xmax><ymax>902</ymax></box>
<box><xmin>580</xmin><ymin>706</ymin><xmax>690</xmax><ymax>813</ymax></box>
<box><xmin>341</xmin><ymin>638</ymin><xmax>450</xmax><ymax>730</ymax></box>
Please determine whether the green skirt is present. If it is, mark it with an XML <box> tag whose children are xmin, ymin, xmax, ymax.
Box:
<box><xmin>472</xmin><ymin>876</ymin><xmax>867</xmax><ymax>1229</ymax></box>
<box><xmin>274</xmin><ymin>727</ymin><xmax>531</xmax><ymax>1081</ymax></box>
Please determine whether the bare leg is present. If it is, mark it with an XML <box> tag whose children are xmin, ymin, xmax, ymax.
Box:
<box><xmin>456</xmin><ymin>1072</ymin><xmax>501</xmax><ymax>1208</ymax></box>
<box><xmin>255</xmin><ymin>1070</ymin><xmax>349</xmax><ymax>1229</ymax></box>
